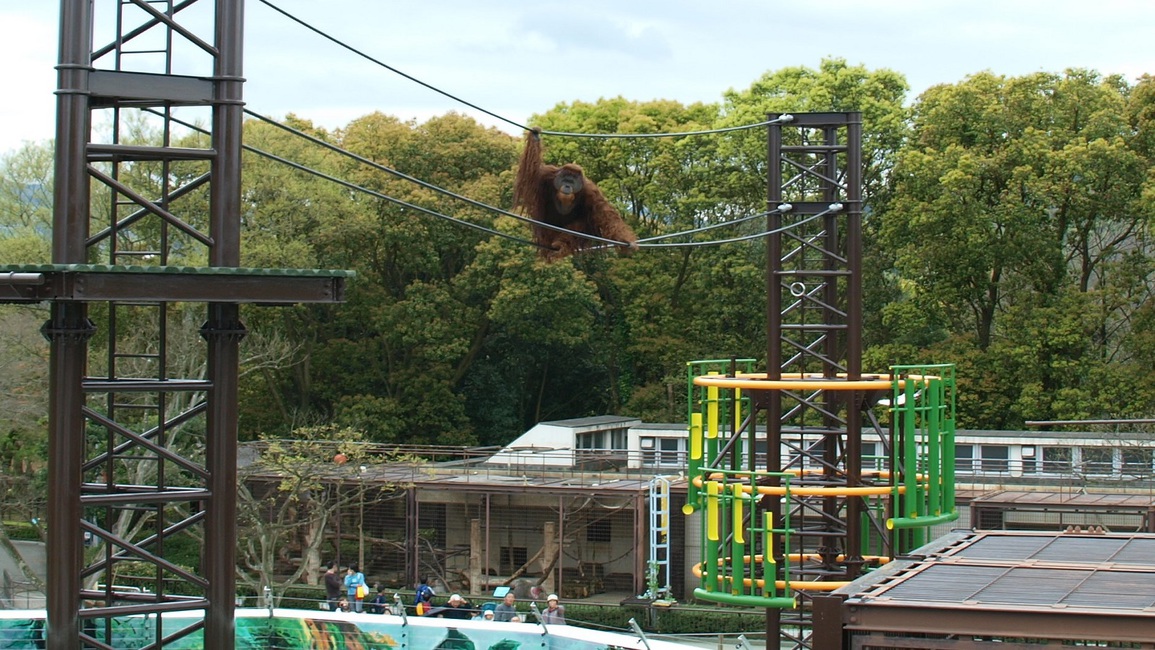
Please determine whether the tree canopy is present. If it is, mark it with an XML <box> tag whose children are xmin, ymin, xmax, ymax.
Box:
<box><xmin>2</xmin><ymin>59</ymin><xmax>1153</xmax><ymax>454</ymax></box>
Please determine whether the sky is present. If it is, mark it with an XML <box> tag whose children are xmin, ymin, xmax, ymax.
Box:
<box><xmin>2</xmin><ymin>0</ymin><xmax>1153</xmax><ymax>156</ymax></box>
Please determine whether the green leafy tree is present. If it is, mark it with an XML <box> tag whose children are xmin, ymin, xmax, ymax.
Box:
<box><xmin>881</xmin><ymin>69</ymin><xmax>1155</xmax><ymax>426</ymax></box>
<box><xmin>0</xmin><ymin>141</ymin><xmax>54</xmax><ymax>263</ymax></box>
<box><xmin>237</xmin><ymin>112</ymin><xmax>532</xmax><ymax>443</ymax></box>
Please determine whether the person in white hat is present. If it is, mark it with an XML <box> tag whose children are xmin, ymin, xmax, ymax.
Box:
<box><xmin>541</xmin><ymin>593</ymin><xmax>566</xmax><ymax>624</ymax></box>
<box><xmin>439</xmin><ymin>593</ymin><xmax>473</xmax><ymax>620</ymax></box>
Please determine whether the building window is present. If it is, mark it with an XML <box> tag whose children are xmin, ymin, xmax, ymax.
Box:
<box><xmin>500</xmin><ymin>547</ymin><xmax>527</xmax><ymax>574</ymax></box>
<box><xmin>1018</xmin><ymin>446</ymin><xmax>1037</xmax><ymax>473</ymax></box>
<box><xmin>641</xmin><ymin>437</ymin><xmax>657</xmax><ymax>465</ymax></box>
<box><xmin>956</xmin><ymin>445</ymin><xmax>975</xmax><ymax>474</ymax></box>
<box><xmin>754</xmin><ymin>440</ymin><xmax>769</xmax><ymax>466</ymax></box>
<box><xmin>1081</xmin><ymin>447</ymin><xmax>1113</xmax><ymax>475</ymax></box>
<box><xmin>576</xmin><ymin>431</ymin><xmax>604</xmax><ymax>450</ymax></box>
<box><xmin>1041</xmin><ymin>447</ymin><xmax>1071</xmax><ymax>473</ymax></box>
<box><xmin>610</xmin><ymin>427</ymin><xmax>628</xmax><ymax>451</ymax></box>
<box><xmin>641</xmin><ymin>437</ymin><xmax>686</xmax><ymax>467</ymax></box>
<box><xmin>1121</xmin><ymin>448</ymin><xmax>1152</xmax><ymax>477</ymax></box>
<box><xmin>980</xmin><ymin>445</ymin><xmax>1009</xmax><ymax>473</ymax></box>
<box><xmin>586</xmin><ymin>518</ymin><xmax>612</xmax><ymax>542</ymax></box>
<box><xmin>861</xmin><ymin>442</ymin><xmax>888</xmax><ymax>471</ymax></box>
<box><xmin>658</xmin><ymin>438</ymin><xmax>684</xmax><ymax>466</ymax></box>
<box><xmin>577</xmin><ymin>427</ymin><xmax>628</xmax><ymax>451</ymax></box>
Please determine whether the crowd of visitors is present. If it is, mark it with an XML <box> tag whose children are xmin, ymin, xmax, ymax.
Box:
<box><xmin>321</xmin><ymin>565</ymin><xmax>567</xmax><ymax>624</ymax></box>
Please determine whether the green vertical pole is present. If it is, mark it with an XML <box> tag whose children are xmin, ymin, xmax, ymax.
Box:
<box><xmin>902</xmin><ymin>377</ymin><xmax>923</xmax><ymax>548</ymax></box>
<box><xmin>780</xmin><ymin>482</ymin><xmax>792</xmax><ymax>591</ymax></box>
<box><xmin>942</xmin><ymin>368</ymin><xmax>957</xmax><ymax>516</ymax></box>
<box><xmin>763</xmin><ymin>511</ymin><xmax>776</xmax><ymax>598</ymax></box>
<box><xmin>731</xmin><ymin>484</ymin><xmax>745</xmax><ymax>596</ymax></box>
<box><xmin>687</xmin><ymin>413</ymin><xmax>702</xmax><ymax>510</ymax></box>
<box><xmin>926</xmin><ymin>377</ymin><xmax>942</xmax><ymax>517</ymax></box>
<box><xmin>704</xmin><ymin>480</ymin><xmax>720</xmax><ymax>593</ymax></box>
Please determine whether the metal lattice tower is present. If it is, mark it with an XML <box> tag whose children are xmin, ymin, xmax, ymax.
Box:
<box><xmin>765</xmin><ymin>112</ymin><xmax>864</xmax><ymax>380</ymax></box>
<box><xmin>685</xmin><ymin>113</ymin><xmax>954</xmax><ymax>649</ymax></box>
<box><xmin>0</xmin><ymin>2</ymin><xmax>349</xmax><ymax>648</ymax></box>
<box><xmin>764</xmin><ymin>112</ymin><xmax>866</xmax><ymax>644</ymax></box>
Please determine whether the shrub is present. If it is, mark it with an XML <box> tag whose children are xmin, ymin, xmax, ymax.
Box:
<box><xmin>2</xmin><ymin>521</ymin><xmax>39</xmax><ymax>541</ymax></box>
<box><xmin>556</xmin><ymin>602</ymin><xmax>765</xmax><ymax>635</ymax></box>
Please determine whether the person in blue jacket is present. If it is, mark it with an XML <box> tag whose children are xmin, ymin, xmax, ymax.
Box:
<box><xmin>344</xmin><ymin>563</ymin><xmax>366</xmax><ymax>613</ymax></box>
<box><xmin>413</xmin><ymin>578</ymin><xmax>436</xmax><ymax>614</ymax></box>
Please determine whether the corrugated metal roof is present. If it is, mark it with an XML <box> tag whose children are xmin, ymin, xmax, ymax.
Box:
<box><xmin>878</xmin><ymin>562</ymin><xmax>1155</xmax><ymax>610</ymax></box>
<box><xmin>242</xmin><ymin>458</ymin><xmax>672</xmax><ymax>494</ymax></box>
<box><xmin>947</xmin><ymin>532</ymin><xmax>1155</xmax><ymax>566</ymax></box>
<box><xmin>829</xmin><ymin>531</ymin><xmax>1155</xmax><ymax>645</ymax></box>
<box><xmin>970</xmin><ymin>490</ymin><xmax>1155</xmax><ymax>509</ymax></box>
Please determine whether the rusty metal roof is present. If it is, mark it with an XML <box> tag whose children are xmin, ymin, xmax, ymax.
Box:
<box><xmin>969</xmin><ymin>489</ymin><xmax>1155</xmax><ymax>509</ymax></box>
<box><xmin>942</xmin><ymin>531</ymin><xmax>1155</xmax><ymax>566</ymax></box>
<box><xmin>240</xmin><ymin>451</ymin><xmax>677</xmax><ymax>496</ymax></box>
<box><xmin>831</xmin><ymin>531</ymin><xmax>1155</xmax><ymax>645</ymax></box>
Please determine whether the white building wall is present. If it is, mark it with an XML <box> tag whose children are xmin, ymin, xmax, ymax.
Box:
<box><xmin>483</xmin><ymin>423</ymin><xmax>576</xmax><ymax>468</ymax></box>
<box><xmin>484</xmin><ymin>417</ymin><xmax>644</xmax><ymax>469</ymax></box>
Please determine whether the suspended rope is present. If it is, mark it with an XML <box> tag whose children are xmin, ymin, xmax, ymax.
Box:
<box><xmin>147</xmin><ymin>108</ymin><xmax>542</xmax><ymax>249</ymax></box>
<box><xmin>637</xmin><ymin>206</ymin><xmax>841</xmax><ymax>248</ymax></box>
<box><xmin>637</xmin><ymin>209</ymin><xmax>777</xmax><ymax>243</ymax></box>
<box><xmin>574</xmin><ymin>204</ymin><xmax>842</xmax><ymax>255</ymax></box>
<box><xmin>249</xmin><ymin>147</ymin><xmax>542</xmax><ymax>247</ymax></box>
<box><xmin>245</xmin><ymin>109</ymin><xmax>847</xmax><ymax>251</ymax></box>
<box><xmin>161</xmin><ymin>106</ymin><xmax>849</xmax><ymax>254</ymax></box>
<box><xmin>255</xmin><ymin>0</ymin><xmax>792</xmax><ymax>140</ymax></box>
<box><xmin>155</xmin><ymin>110</ymin><xmax>818</xmax><ymax>253</ymax></box>
<box><xmin>242</xmin><ymin>109</ymin><xmax>634</xmax><ymax>249</ymax></box>
<box><xmin>245</xmin><ymin>109</ymin><xmax>521</xmax><ymax>220</ymax></box>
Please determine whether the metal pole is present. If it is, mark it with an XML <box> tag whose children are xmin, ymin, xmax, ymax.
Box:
<box><xmin>47</xmin><ymin>1</ymin><xmax>93</xmax><ymax>647</ymax></box>
<box><xmin>763</xmin><ymin>113</ymin><xmax>787</xmax><ymax>649</ymax></box>
<box><xmin>211</xmin><ymin>0</ymin><xmax>246</xmax><ymax>268</ymax></box>
<box><xmin>766</xmin><ymin>115</ymin><xmax>783</xmax><ymax>380</ymax></box>
<box><xmin>202</xmin><ymin>307</ymin><xmax>245</xmax><ymax>649</ymax></box>
<box><xmin>44</xmin><ymin>305</ymin><xmax>93</xmax><ymax>650</ymax></box>
<box><xmin>203</xmin><ymin>2</ymin><xmax>246</xmax><ymax>646</ymax></box>
<box><xmin>844</xmin><ymin>114</ymin><xmax>866</xmax><ymax>576</ymax></box>
<box><xmin>52</xmin><ymin>0</ymin><xmax>91</xmax><ymax>262</ymax></box>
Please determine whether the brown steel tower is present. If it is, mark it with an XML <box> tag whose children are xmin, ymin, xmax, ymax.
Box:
<box><xmin>0</xmin><ymin>2</ymin><xmax>348</xmax><ymax>648</ymax></box>
<box><xmin>686</xmin><ymin>113</ymin><xmax>957</xmax><ymax>649</ymax></box>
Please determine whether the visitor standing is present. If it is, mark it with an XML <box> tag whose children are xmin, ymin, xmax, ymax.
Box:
<box><xmin>368</xmin><ymin>584</ymin><xmax>389</xmax><ymax>614</ymax></box>
<box><xmin>438</xmin><ymin>593</ymin><xmax>474</xmax><ymax>620</ymax></box>
<box><xmin>414</xmin><ymin>578</ymin><xmax>436</xmax><ymax>615</ymax></box>
<box><xmin>344</xmin><ymin>563</ymin><xmax>366</xmax><ymax>613</ymax></box>
<box><xmin>541</xmin><ymin>594</ymin><xmax>566</xmax><ymax>624</ymax></box>
<box><xmin>493</xmin><ymin>591</ymin><xmax>517</xmax><ymax>622</ymax></box>
<box><xmin>323</xmin><ymin>561</ymin><xmax>343</xmax><ymax>612</ymax></box>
